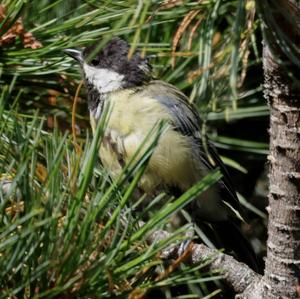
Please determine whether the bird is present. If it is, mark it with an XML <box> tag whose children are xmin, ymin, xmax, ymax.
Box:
<box><xmin>63</xmin><ymin>37</ymin><xmax>258</xmax><ymax>271</ymax></box>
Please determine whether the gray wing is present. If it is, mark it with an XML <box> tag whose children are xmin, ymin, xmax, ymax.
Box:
<box><xmin>144</xmin><ymin>80</ymin><xmax>242</xmax><ymax>215</ymax></box>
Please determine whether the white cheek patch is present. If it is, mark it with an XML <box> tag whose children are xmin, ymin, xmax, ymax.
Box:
<box><xmin>83</xmin><ymin>63</ymin><xmax>124</xmax><ymax>93</ymax></box>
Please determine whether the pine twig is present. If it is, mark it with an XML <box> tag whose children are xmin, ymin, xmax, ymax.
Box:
<box><xmin>146</xmin><ymin>226</ymin><xmax>262</xmax><ymax>298</ymax></box>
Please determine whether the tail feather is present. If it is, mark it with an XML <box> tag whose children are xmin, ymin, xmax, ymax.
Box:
<box><xmin>213</xmin><ymin>220</ymin><xmax>260</xmax><ymax>273</ymax></box>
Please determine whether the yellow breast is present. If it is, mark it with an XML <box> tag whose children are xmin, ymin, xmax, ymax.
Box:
<box><xmin>90</xmin><ymin>89</ymin><xmax>199</xmax><ymax>194</ymax></box>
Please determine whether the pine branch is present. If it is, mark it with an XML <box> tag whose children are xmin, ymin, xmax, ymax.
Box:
<box><xmin>147</xmin><ymin>226</ymin><xmax>262</xmax><ymax>298</ymax></box>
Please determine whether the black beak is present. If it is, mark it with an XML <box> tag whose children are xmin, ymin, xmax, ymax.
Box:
<box><xmin>63</xmin><ymin>48</ymin><xmax>83</xmax><ymax>63</ymax></box>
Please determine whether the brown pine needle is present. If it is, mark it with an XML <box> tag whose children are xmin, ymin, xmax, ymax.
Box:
<box><xmin>70</xmin><ymin>80</ymin><xmax>84</xmax><ymax>196</ymax></box>
<box><xmin>107</xmin><ymin>269</ymin><xmax>114</xmax><ymax>295</ymax></box>
<box><xmin>156</xmin><ymin>242</ymin><xmax>194</xmax><ymax>281</ymax></box>
<box><xmin>188</xmin><ymin>16</ymin><xmax>203</xmax><ymax>50</ymax></box>
<box><xmin>129</xmin><ymin>242</ymin><xmax>194</xmax><ymax>299</ymax></box>
<box><xmin>72</xmin><ymin>80</ymin><xmax>84</xmax><ymax>150</ymax></box>
<box><xmin>146</xmin><ymin>0</ymin><xmax>184</xmax><ymax>23</ymax></box>
<box><xmin>172</xmin><ymin>10</ymin><xmax>200</xmax><ymax>68</ymax></box>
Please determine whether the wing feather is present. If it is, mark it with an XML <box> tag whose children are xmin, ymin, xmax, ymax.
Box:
<box><xmin>143</xmin><ymin>81</ymin><xmax>242</xmax><ymax>216</ymax></box>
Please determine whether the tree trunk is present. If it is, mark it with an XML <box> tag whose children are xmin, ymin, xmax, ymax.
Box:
<box><xmin>263</xmin><ymin>43</ymin><xmax>300</xmax><ymax>299</ymax></box>
<box><xmin>259</xmin><ymin>1</ymin><xmax>300</xmax><ymax>298</ymax></box>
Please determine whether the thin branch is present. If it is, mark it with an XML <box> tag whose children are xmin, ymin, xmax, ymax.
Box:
<box><xmin>146</xmin><ymin>228</ymin><xmax>262</xmax><ymax>297</ymax></box>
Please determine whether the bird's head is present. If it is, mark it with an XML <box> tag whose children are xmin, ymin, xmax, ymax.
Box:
<box><xmin>64</xmin><ymin>37</ymin><xmax>152</xmax><ymax>93</ymax></box>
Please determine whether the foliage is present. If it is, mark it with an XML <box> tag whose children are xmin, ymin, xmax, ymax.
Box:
<box><xmin>0</xmin><ymin>0</ymin><xmax>268</xmax><ymax>298</ymax></box>
<box><xmin>0</xmin><ymin>96</ymin><xmax>223</xmax><ymax>297</ymax></box>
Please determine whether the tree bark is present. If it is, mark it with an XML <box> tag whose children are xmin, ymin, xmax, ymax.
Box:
<box><xmin>257</xmin><ymin>1</ymin><xmax>300</xmax><ymax>298</ymax></box>
<box><xmin>263</xmin><ymin>44</ymin><xmax>300</xmax><ymax>299</ymax></box>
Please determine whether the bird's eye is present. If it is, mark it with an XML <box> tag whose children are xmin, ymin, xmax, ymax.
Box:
<box><xmin>90</xmin><ymin>59</ymin><xmax>99</xmax><ymax>66</ymax></box>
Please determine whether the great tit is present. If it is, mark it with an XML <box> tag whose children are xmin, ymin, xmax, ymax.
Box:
<box><xmin>64</xmin><ymin>37</ymin><xmax>258</xmax><ymax>271</ymax></box>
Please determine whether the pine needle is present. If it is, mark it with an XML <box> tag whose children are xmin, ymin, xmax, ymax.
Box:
<box><xmin>72</xmin><ymin>79</ymin><xmax>83</xmax><ymax>151</ymax></box>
